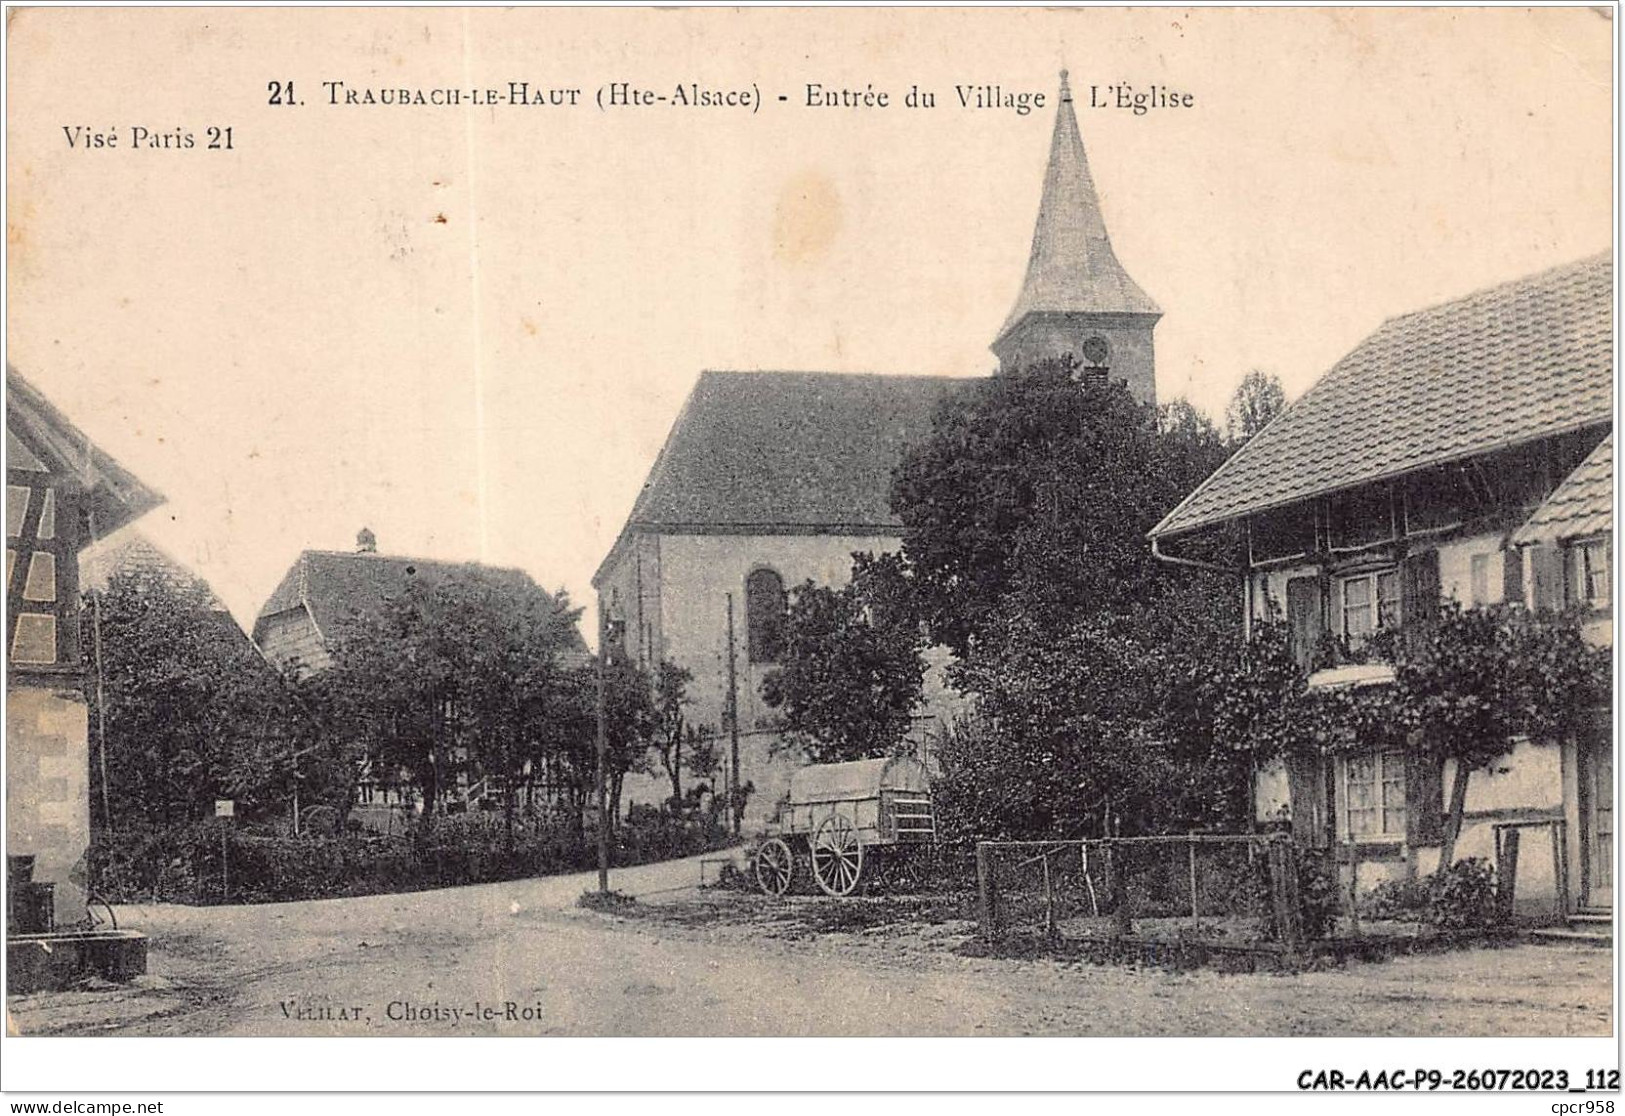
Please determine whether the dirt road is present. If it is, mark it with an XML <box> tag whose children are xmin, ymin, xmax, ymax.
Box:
<box><xmin>6</xmin><ymin>853</ymin><xmax>1611</xmax><ymax>1037</ymax></box>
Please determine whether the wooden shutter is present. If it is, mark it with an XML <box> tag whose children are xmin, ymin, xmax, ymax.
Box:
<box><xmin>1400</xmin><ymin>548</ymin><xmax>1442</xmax><ymax>641</ymax></box>
<box><xmin>1404</xmin><ymin>746</ymin><xmax>1445</xmax><ymax>846</ymax></box>
<box><xmin>1285</xmin><ymin>751</ymin><xmax>1329</xmax><ymax>846</ymax></box>
<box><xmin>1285</xmin><ymin>575</ymin><xmax>1324</xmax><ymax>671</ymax></box>
<box><xmin>1529</xmin><ymin>544</ymin><xmax>1566</xmax><ymax>611</ymax></box>
<box><xmin>1502</xmin><ymin>547</ymin><xmax>1525</xmax><ymax>606</ymax></box>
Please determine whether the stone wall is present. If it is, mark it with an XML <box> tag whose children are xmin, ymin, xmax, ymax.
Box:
<box><xmin>6</xmin><ymin>683</ymin><xmax>90</xmax><ymax>926</ymax></box>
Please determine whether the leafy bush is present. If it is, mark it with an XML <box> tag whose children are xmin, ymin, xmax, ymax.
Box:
<box><xmin>1360</xmin><ymin>875</ymin><xmax>1433</xmax><ymax>922</ymax></box>
<box><xmin>1355</xmin><ymin>859</ymin><xmax>1502</xmax><ymax>931</ymax></box>
<box><xmin>617</xmin><ymin>802</ymin><xmax>735</xmax><ymax>866</ymax></box>
<box><xmin>1429</xmin><ymin>857</ymin><xmax>1502</xmax><ymax>931</ymax></box>
<box><xmin>1294</xmin><ymin>846</ymin><xmax>1340</xmax><ymax>938</ymax></box>
<box><xmin>1235</xmin><ymin>844</ymin><xmax>1338</xmax><ymax>941</ymax></box>
<box><xmin>90</xmin><ymin>806</ymin><xmax>735</xmax><ymax>906</ymax></box>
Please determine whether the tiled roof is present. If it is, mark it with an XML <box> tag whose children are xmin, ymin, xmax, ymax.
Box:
<box><xmin>995</xmin><ymin>75</ymin><xmax>1158</xmax><ymax>346</ymax></box>
<box><xmin>615</xmin><ymin>369</ymin><xmax>969</xmax><ymax>533</ymax></box>
<box><xmin>81</xmin><ymin>531</ymin><xmax>227</xmax><ymax>609</ymax></box>
<box><xmin>7</xmin><ymin>365</ymin><xmax>164</xmax><ymax>543</ymax></box>
<box><xmin>1513</xmin><ymin>432</ymin><xmax>1612</xmax><ymax>546</ymax></box>
<box><xmin>1152</xmin><ymin>253</ymin><xmax>1614</xmax><ymax>539</ymax></box>
<box><xmin>254</xmin><ymin>550</ymin><xmax>579</xmax><ymax>647</ymax></box>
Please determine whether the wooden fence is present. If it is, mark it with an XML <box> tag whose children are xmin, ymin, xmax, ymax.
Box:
<box><xmin>974</xmin><ymin>833</ymin><xmax>1305</xmax><ymax>954</ymax></box>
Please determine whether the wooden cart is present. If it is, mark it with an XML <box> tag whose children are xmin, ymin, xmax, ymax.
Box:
<box><xmin>753</xmin><ymin>756</ymin><xmax>935</xmax><ymax>896</ymax></box>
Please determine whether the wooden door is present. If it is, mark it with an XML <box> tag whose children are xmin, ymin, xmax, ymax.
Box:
<box><xmin>1585</xmin><ymin>734</ymin><xmax>1613</xmax><ymax>908</ymax></box>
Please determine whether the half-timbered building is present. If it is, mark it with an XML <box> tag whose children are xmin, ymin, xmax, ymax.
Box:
<box><xmin>1150</xmin><ymin>253</ymin><xmax>1613</xmax><ymax>920</ymax></box>
<box><xmin>7</xmin><ymin>366</ymin><xmax>162</xmax><ymax>926</ymax></box>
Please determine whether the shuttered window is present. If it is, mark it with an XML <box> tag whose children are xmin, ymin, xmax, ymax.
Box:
<box><xmin>1285</xmin><ymin>575</ymin><xmax>1324</xmax><ymax>670</ymax></box>
<box><xmin>1530</xmin><ymin>545</ymin><xmax>1566</xmax><ymax>611</ymax></box>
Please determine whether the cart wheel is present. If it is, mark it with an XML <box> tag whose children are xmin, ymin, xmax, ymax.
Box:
<box><xmin>755</xmin><ymin>838</ymin><xmax>795</xmax><ymax>896</ymax></box>
<box><xmin>811</xmin><ymin>814</ymin><xmax>864</xmax><ymax>897</ymax></box>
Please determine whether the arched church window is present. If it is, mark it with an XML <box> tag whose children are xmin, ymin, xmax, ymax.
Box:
<box><xmin>745</xmin><ymin>567</ymin><xmax>787</xmax><ymax>663</ymax></box>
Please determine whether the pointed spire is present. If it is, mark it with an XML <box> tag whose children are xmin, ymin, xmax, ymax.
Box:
<box><xmin>994</xmin><ymin>71</ymin><xmax>1159</xmax><ymax>348</ymax></box>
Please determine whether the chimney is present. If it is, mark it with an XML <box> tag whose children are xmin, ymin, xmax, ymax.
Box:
<box><xmin>356</xmin><ymin>527</ymin><xmax>377</xmax><ymax>554</ymax></box>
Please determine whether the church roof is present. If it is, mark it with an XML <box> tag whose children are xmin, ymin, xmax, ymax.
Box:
<box><xmin>1152</xmin><ymin>252</ymin><xmax>1614</xmax><ymax>539</ymax></box>
<box><xmin>994</xmin><ymin>72</ymin><xmax>1160</xmax><ymax>347</ymax></box>
<box><xmin>594</xmin><ymin>370</ymin><xmax>969</xmax><ymax>583</ymax></box>
<box><xmin>1513</xmin><ymin>431</ymin><xmax>1612</xmax><ymax>547</ymax></box>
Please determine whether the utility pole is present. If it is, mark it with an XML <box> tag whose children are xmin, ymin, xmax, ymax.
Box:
<box><xmin>725</xmin><ymin>593</ymin><xmax>741</xmax><ymax>837</ymax></box>
<box><xmin>595</xmin><ymin>605</ymin><xmax>610</xmax><ymax>894</ymax></box>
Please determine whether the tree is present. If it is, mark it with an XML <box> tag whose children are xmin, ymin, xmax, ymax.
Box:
<box><xmin>762</xmin><ymin>552</ymin><xmax>927</xmax><ymax>763</ymax></box>
<box><xmin>1206</xmin><ymin>602</ymin><xmax>1608</xmax><ymax>871</ymax></box>
<box><xmin>892</xmin><ymin>357</ymin><xmax>1235</xmax><ymax>657</ymax></box>
<box><xmin>882</xmin><ymin>358</ymin><xmax>1253</xmax><ymax>838</ymax></box>
<box><xmin>681</xmin><ymin>723</ymin><xmax>722</xmax><ymax>806</ymax></box>
<box><xmin>936</xmin><ymin>576</ymin><xmax>1251</xmax><ymax>841</ymax></box>
<box><xmin>646</xmin><ymin>661</ymin><xmax>694</xmax><ymax>806</ymax></box>
<box><xmin>314</xmin><ymin>566</ymin><xmax>589</xmax><ymax>836</ymax></box>
<box><xmin>1383</xmin><ymin>603</ymin><xmax>1607</xmax><ymax>870</ymax></box>
<box><xmin>1224</xmin><ymin>369</ymin><xmax>1286</xmax><ymax>443</ymax></box>
<box><xmin>85</xmin><ymin>567</ymin><xmax>318</xmax><ymax>832</ymax></box>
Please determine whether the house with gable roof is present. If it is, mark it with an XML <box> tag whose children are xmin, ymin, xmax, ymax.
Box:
<box><xmin>7</xmin><ymin>366</ymin><xmax>163</xmax><ymax>927</ymax></box>
<box><xmin>1150</xmin><ymin>253</ymin><xmax>1613</xmax><ymax>918</ymax></box>
<box><xmin>253</xmin><ymin>530</ymin><xmax>585</xmax><ymax>821</ymax></box>
<box><xmin>595</xmin><ymin>72</ymin><xmax>1163</xmax><ymax>826</ymax></box>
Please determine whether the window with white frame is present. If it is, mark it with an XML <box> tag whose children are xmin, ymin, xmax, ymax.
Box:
<box><xmin>1569</xmin><ymin>538</ymin><xmax>1610</xmax><ymax>610</ymax></box>
<box><xmin>1340</xmin><ymin>568</ymin><xmax>1401</xmax><ymax>646</ymax></box>
<box><xmin>1344</xmin><ymin>749</ymin><xmax>1407</xmax><ymax>839</ymax></box>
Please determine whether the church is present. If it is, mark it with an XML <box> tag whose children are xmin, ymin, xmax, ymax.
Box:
<box><xmin>593</xmin><ymin>73</ymin><xmax>1160</xmax><ymax>826</ymax></box>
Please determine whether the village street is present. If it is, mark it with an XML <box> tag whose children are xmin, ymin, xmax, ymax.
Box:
<box><xmin>6</xmin><ymin>852</ymin><xmax>1612</xmax><ymax>1040</ymax></box>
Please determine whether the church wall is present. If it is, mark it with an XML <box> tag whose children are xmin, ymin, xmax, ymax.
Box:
<box><xmin>656</xmin><ymin>531</ymin><xmax>902</xmax><ymax>732</ymax></box>
<box><xmin>612</xmin><ymin>529</ymin><xmax>976</xmax><ymax>828</ymax></box>
<box><xmin>598</xmin><ymin>532</ymin><xmax>663</xmax><ymax>670</ymax></box>
<box><xmin>612</xmin><ymin>531</ymin><xmax>897</xmax><ymax>828</ymax></box>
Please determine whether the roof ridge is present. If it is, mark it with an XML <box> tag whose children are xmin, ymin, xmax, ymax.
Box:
<box><xmin>300</xmin><ymin>547</ymin><xmax>523</xmax><ymax>571</ymax></box>
<box><xmin>1151</xmin><ymin>251</ymin><xmax>1614</xmax><ymax>540</ymax></box>
<box><xmin>1379</xmin><ymin>250</ymin><xmax>1612</xmax><ymax>329</ymax></box>
<box><xmin>698</xmin><ymin>368</ymin><xmax>968</xmax><ymax>383</ymax></box>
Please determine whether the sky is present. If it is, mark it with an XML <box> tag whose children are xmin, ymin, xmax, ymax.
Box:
<box><xmin>6</xmin><ymin>7</ymin><xmax>1614</xmax><ymax>637</ymax></box>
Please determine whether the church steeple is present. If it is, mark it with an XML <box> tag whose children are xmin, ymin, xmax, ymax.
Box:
<box><xmin>993</xmin><ymin>71</ymin><xmax>1161</xmax><ymax>405</ymax></box>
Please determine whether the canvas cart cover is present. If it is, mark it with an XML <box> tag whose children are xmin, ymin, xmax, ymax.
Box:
<box><xmin>786</xmin><ymin>756</ymin><xmax>930</xmax><ymax>804</ymax></box>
